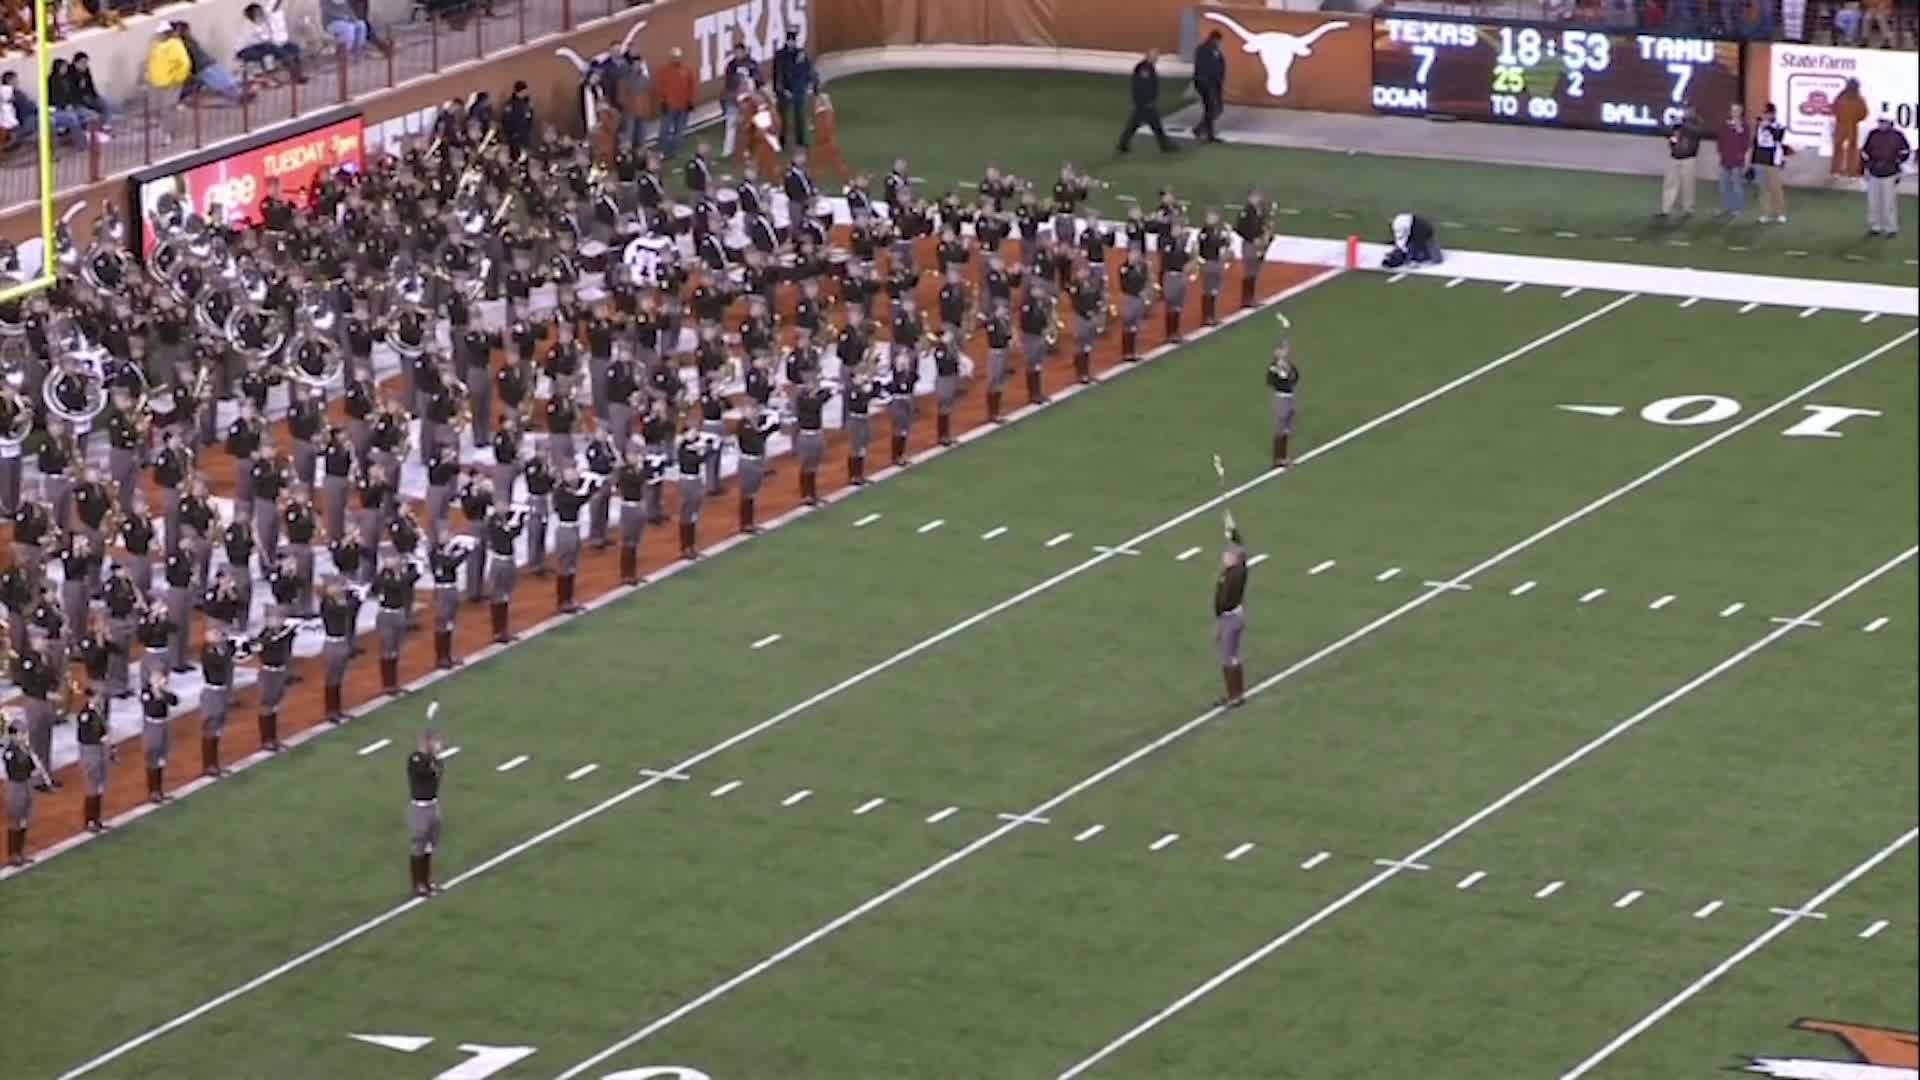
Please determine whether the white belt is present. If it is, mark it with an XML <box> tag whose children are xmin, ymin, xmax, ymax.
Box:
<box><xmin>412</xmin><ymin>798</ymin><xmax>438</xmax><ymax>807</ymax></box>
<box><xmin>1220</xmin><ymin>605</ymin><xmax>1244</xmax><ymax>617</ymax></box>
<box><xmin>1275</xmin><ymin>391</ymin><xmax>1295</xmax><ymax>399</ymax></box>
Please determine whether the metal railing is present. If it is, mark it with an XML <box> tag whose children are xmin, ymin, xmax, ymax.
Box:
<box><xmin>0</xmin><ymin>0</ymin><xmax>643</xmax><ymax>210</ymax></box>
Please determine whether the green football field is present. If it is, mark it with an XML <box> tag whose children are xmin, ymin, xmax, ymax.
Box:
<box><xmin>10</xmin><ymin>263</ymin><xmax>1916</xmax><ymax>1079</ymax></box>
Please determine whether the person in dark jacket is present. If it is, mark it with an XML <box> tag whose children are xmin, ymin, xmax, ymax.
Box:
<box><xmin>771</xmin><ymin>28</ymin><xmax>816</xmax><ymax>149</ymax></box>
<box><xmin>1192</xmin><ymin>29</ymin><xmax>1226</xmax><ymax>143</ymax></box>
<box><xmin>1117</xmin><ymin>48</ymin><xmax>1176</xmax><ymax>154</ymax></box>
<box><xmin>501</xmin><ymin>80</ymin><xmax>535</xmax><ymax>155</ymax></box>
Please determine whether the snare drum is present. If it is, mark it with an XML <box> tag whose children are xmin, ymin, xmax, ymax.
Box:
<box><xmin>827</xmin><ymin>249</ymin><xmax>851</xmax><ymax>279</ymax></box>
<box><xmin>714</xmin><ymin>186</ymin><xmax>740</xmax><ymax>220</ymax></box>
<box><xmin>578</xmin><ymin>240</ymin><xmax>611</xmax><ymax>274</ymax></box>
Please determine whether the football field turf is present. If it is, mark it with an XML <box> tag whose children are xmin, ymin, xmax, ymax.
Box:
<box><xmin>11</xmin><ymin>267</ymin><xmax>1915</xmax><ymax>1079</ymax></box>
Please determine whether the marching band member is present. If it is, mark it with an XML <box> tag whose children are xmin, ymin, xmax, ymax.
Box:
<box><xmin>1068</xmin><ymin>262</ymin><xmax>1106</xmax><ymax>386</ymax></box>
<box><xmin>1118</xmin><ymin>247</ymin><xmax>1151</xmax><ymax>363</ymax></box>
<box><xmin>584</xmin><ymin>429</ymin><xmax>618</xmax><ymax>548</ymax></box>
<box><xmin>374</xmin><ymin>553</ymin><xmax>419</xmax><ymax>693</ymax></box>
<box><xmin>551</xmin><ymin>465</ymin><xmax>593</xmax><ymax>615</ymax></box>
<box><xmin>319</xmin><ymin>577</ymin><xmax>362</xmax><ymax>721</ymax></box>
<box><xmin>673</xmin><ymin>416</ymin><xmax>715</xmax><ymax>560</ymax></box>
<box><xmin>484</xmin><ymin>506</ymin><xmax>523</xmax><ymax>644</ymax></box>
<box><xmin>886</xmin><ymin>345</ymin><xmax>918</xmax><ymax>468</ymax></box>
<box><xmin>1018</xmin><ymin>286</ymin><xmax>1053</xmax><ymax>408</ymax></box>
<box><xmin>140</xmin><ymin>670</ymin><xmax>179</xmax><ymax>804</ymax></box>
<box><xmin>1158</xmin><ymin>210</ymin><xmax>1193</xmax><ymax>344</ymax></box>
<box><xmin>791</xmin><ymin>368</ymin><xmax>832</xmax><ymax>509</ymax></box>
<box><xmin>425</xmin><ymin>539</ymin><xmax>463</xmax><ymax>671</ymax></box>
<box><xmin>73</xmin><ymin>688</ymin><xmax>110</xmax><ymax>832</ymax></box>
<box><xmin>613</xmin><ymin>448</ymin><xmax>650</xmax><ymax>581</ymax></box>
<box><xmin>1235</xmin><ymin>187</ymin><xmax>1272</xmax><ymax>309</ymax></box>
<box><xmin>4</xmin><ymin>714</ymin><xmax>50</xmax><ymax>865</ymax></box>
<box><xmin>457</xmin><ymin>472</ymin><xmax>494</xmax><ymax>605</ymax></box>
<box><xmin>250</xmin><ymin>611</ymin><xmax>298</xmax><ymax>752</ymax></box>
<box><xmin>199</xmin><ymin>625</ymin><xmax>238</xmax><ymax>777</ymax></box>
<box><xmin>929</xmin><ymin>327</ymin><xmax>964</xmax><ymax>447</ymax></box>
<box><xmin>1267</xmin><ymin>335</ymin><xmax>1301</xmax><ymax>471</ymax></box>
<box><xmin>1196</xmin><ymin>209</ymin><xmax>1231</xmax><ymax>327</ymax></box>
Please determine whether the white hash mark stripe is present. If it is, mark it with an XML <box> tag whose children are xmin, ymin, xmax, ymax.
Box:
<box><xmin>1456</xmin><ymin>871</ymin><xmax>1486</xmax><ymax>890</ymax></box>
<box><xmin>1614</xmin><ymin>890</ymin><xmax>1644</xmax><ymax>909</ymax></box>
<box><xmin>1739</xmin><ymin>302</ymin><xmax>1760</xmax><ymax>314</ymax></box>
<box><xmin>1309</xmin><ymin>560</ymin><xmax>1336</xmax><ymax>575</ymax></box>
<box><xmin>1247</xmin><ymin>553</ymin><xmax>1269</xmax><ymax>567</ymax></box>
<box><xmin>1535</xmin><ymin>881</ymin><xmax>1565</xmax><ymax>899</ymax></box>
<box><xmin>1560</xmin><ymin>826</ymin><xmax>1918</xmax><ymax>1079</ymax></box>
<box><xmin>782</xmin><ymin>790</ymin><xmax>812</xmax><ymax>807</ymax></box>
<box><xmin>67</xmin><ymin>280</ymin><xmax>1649</xmax><ymax>1080</ymax></box>
<box><xmin>1445</xmin><ymin>277</ymin><xmax>1466</xmax><ymax>289</ymax></box>
<box><xmin>437</xmin><ymin>747</ymin><xmax>461</xmax><ymax>760</ymax></box>
<box><xmin>1864</xmin><ymin>617</ymin><xmax>1889</xmax><ymax>633</ymax></box>
<box><xmin>1376</xmin><ymin>567</ymin><xmax>1401</xmax><ymax>582</ymax></box>
<box><xmin>1859</xmin><ymin>919</ymin><xmax>1888</xmax><ymax>939</ymax></box>
<box><xmin>1561</xmin><ymin>287</ymin><xmax>1583</xmax><ymax>298</ymax></box>
<box><xmin>1387</xmin><ymin>272</ymin><xmax>1408</xmax><ymax>283</ymax></box>
<box><xmin>1720</xmin><ymin>603</ymin><xmax>1745</xmax><ymax>618</ymax></box>
<box><xmin>1301</xmin><ymin>851</ymin><xmax>1331</xmax><ymax>870</ymax></box>
<box><xmin>566</xmin><ymin>764</ymin><xmax>599</xmax><ymax>782</ymax></box>
<box><xmin>356</xmin><ymin>739</ymin><xmax>390</xmax><ymax>756</ymax></box>
<box><xmin>1861</xmin><ymin>311</ymin><xmax>1880</xmax><ymax>324</ymax></box>
<box><xmin>1176</xmin><ymin>546</ymin><xmax>1203</xmax><ymax>562</ymax></box>
<box><xmin>917</xmin><ymin>519</ymin><xmax>945</xmax><ymax>534</ymax></box>
<box><xmin>750</xmin><ymin>633</ymin><xmax>782</xmax><ymax>650</ymax></box>
<box><xmin>1074</xmin><ymin>824</ymin><xmax>1105</xmax><ymax>843</ymax></box>
<box><xmin>1503</xmin><ymin>282</ymin><xmax>1524</xmax><ymax>293</ymax></box>
<box><xmin>1046</xmin><ymin>532</ymin><xmax>1075</xmax><ymax>548</ymax></box>
<box><xmin>853</xmin><ymin>512</ymin><xmax>881</xmax><ymax>527</ymax></box>
<box><xmin>709</xmin><ymin>780</ymin><xmax>742</xmax><ymax>798</ymax></box>
<box><xmin>1693</xmin><ymin>901</ymin><xmax>1723</xmax><ymax>919</ymax></box>
<box><xmin>496</xmin><ymin>755</ymin><xmax>529</xmax><ymax>773</ymax></box>
<box><xmin>1510</xmin><ymin>581</ymin><xmax>1536</xmax><ymax>596</ymax></box>
<box><xmin>1649</xmin><ymin>595</ymin><xmax>1676</xmax><ymax>610</ymax></box>
<box><xmin>925</xmin><ymin>806</ymin><xmax>958</xmax><ymax>823</ymax></box>
<box><xmin>1580</xmin><ymin>588</ymin><xmax>1607</xmax><ymax>603</ymax></box>
<box><xmin>1051</xmin><ymin>541</ymin><xmax>1919</xmax><ymax>1080</ymax></box>
<box><xmin>1679</xmin><ymin>297</ymin><xmax>1700</xmax><ymax>308</ymax></box>
<box><xmin>1150</xmin><ymin>833</ymin><xmax>1180</xmax><ymax>852</ymax></box>
<box><xmin>981</xmin><ymin>525</ymin><xmax>1008</xmax><ymax>540</ymax></box>
<box><xmin>1225</xmin><ymin>843</ymin><xmax>1255</xmax><ymax>862</ymax></box>
<box><xmin>853</xmin><ymin>798</ymin><xmax>886</xmax><ymax>816</ymax></box>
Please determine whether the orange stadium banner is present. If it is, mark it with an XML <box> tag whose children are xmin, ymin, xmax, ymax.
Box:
<box><xmin>1191</xmin><ymin>6</ymin><xmax>1374</xmax><ymax>114</ymax></box>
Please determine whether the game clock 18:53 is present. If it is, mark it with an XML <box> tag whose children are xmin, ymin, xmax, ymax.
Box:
<box><xmin>1370</xmin><ymin>17</ymin><xmax>1741</xmax><ymax>134</ymax></box>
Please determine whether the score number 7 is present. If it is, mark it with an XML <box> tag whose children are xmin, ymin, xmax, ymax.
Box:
<box><xmin>1412</xmin><ymin>44</ymin><xmax>1437</xmax><ymax>85</ymax></box>
<box><xmin>1665</xmin><ymin>62</ymin><xmax>1693</xmax><ymax>103</ymax></box>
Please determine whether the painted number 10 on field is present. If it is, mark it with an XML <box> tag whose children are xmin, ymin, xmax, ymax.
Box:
<box><xmin>347</xmin><ymin>1033</ymin><xmax>708</xmax><ymax>1079</ymax></box>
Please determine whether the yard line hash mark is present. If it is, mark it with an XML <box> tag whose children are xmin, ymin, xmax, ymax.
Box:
<box><xmin>1535</xmin><ymin>881</ymin><xmax>1565</xmax><ymax>900</ymax></box>
<box><xmin>1176</xmin><ymin>546</ymin><xmax>1203</xmax><ymax>562</ymax></box>
<box><xmin>1045</xmin><ymin>532</ymin><xmax>1074</xmax><ymax>548</ymax></box>
<box><xmin>1768</xmin><ymin>906</ymin><xmax>1828</xmax><ymax>920</ymax></box>
<box><xmin>1225</xmin><ymin>843</ymin><xmax>1255</xmax><ymax>862</ymax></box>
<box><xmin>565</xmin><ymin>764</ymin><xmax>599</xmax><ymax>782</ymax></box>
<box><xmin>1739</xmin><ymin>302</ymin><xmax>1760</xmax><ymax>314</ymax></box>
<box><xmin>1246</xmin><ymin>553</ymin><xmax>1269</xmax><ymax>567</ymax></box>
<box><xmin>750</xmin><ymin>633</ymin><xmax>783</xmax><ymax>650</ymax></box>
<box><xmin>1580</xmin><ymin>588</ymin><xmax>1607</xmax><ymax>603</ymax></box>
<box><xmin>356</xmin><ymin>739</ymin><xmax>390</xmax><ymax>756</ymax></box>
<box><xmin>1301</xmin><ymin>851</ymin><xmax>1331</xmax><ymax>870</ymax></box>
<box><xmin>437</xmin><ymin>746</ymin><xmax>461</xmax><ymax>760</ymax></box>
<box><xmin>1860</xmin><ymin>311</ymin><xmax>1880</xmax><ymax>324</ymax></box>
<box><xmin>1510</xmin><ymin>581</ymin><xmax>1536</xmax><ymax>596</ymax></box>
<box><xmin>1614</xmin><ymin>890</ymin><xmax>1644</xmax><ymax>909</ymax></box>
<box><xmin>1445</xmin><ymin>277</ymin><xmax>1466</xmax><ymax>288</ymax></box>
<box><xmin>1560</xmin><ymin>287</ymin><xmax>1583</xmax><ymax>298</ymax></box>
<box><xmin>853</xmin><ymin>512</ymin><xmax>881</xmax><ymax>527</ymax></box>
<box><xmin>853</xmin><ymin>798</ymin><xmax>886</xmax><ymax>816</ymax></box>
<box><xmin>1864</xmin><ymin>617</ymin><xmax>1889</xmax><ymax>633</ymax></box>
<box><xmin>496</xmin><ymin>755</ymin><xmax>529</xmax><ymax>773</ymax></box>
<box><xmin>1679</xmin><ymin>297</ymin><xmax>1700</xmax><ymax>308</ymax></box>
<box><xmin>1859</xmin><ymin>919</ymin><xmax>1889</xmax><ymax>939</ymax></box>
<box><xmin>1693</xmin><ymin>901</ymin><xmax>1723</xmax><ymax>920</ymax></box>
<box><xmin>917</xmin><ymin>519</ymin><xmax>945</xmax><ymax>534</ymax></box>
<box><xmin>1074</xmin><ymin>825</ymin><xmax>1105</xmax><ymax>843</ymax></box>
<box><xmin>925</xmin><ymin>806</ymin><xmax>959</xmax><ymax>824</ymax></box>
<box><xmin>709</xmin><ymin>780</ymin><xmax>742</xmax><ymax>798</ymax></box>
<box><xmin>1376</xmin><ymin>568</ymin><xmax>1402</xmax><ymax>582</ymax></box>
<box><xmin>1503</xmin><ymin>282</ymin><xmax>1524</xmax><ymax>293</ymax></box>
<box><xmin>1553</xmin><ymin>230</ymin><xmax>1579</xmax><ymax>238</ymax></box>
<box><xmin>1387</xmin><ymin>272</ymin><xmax>1408</xmax><ymax>283</ymax></box>
<box><xmin>980</xmin><ymin>525</ymin><xmax>1008</xmax><ymax>540</ymax></box>
<box><xmin>1649</xmin><ymin>595</ymin><xmax>1676</xmax><ymax>610</ymax></box>
<box><xmin>1799</xmin><ymin>306</ymin><xmax>1821</xmax><ymax>319</ymax></box>
<box><xmin>1456</xmin><ymin>871</ymin><xmax>1486</xmax><ymax>891</ymax></box>
<box><xmin>997</xmin><ymin>812</ymin><xmax>1051</xmax><ymax>825</ymax></box>
<box><xmin>80</xmin><ymin>281</ymin><xmax>1653</xmax><ymax>1080</ymax></box>
<box><xmin>1720</xmin><ymin>603</ymin><xmax>1745</xmax><ymax>618</ymax></box>
<box><xmin>781</xmin><ymin>790</ymin><xmax>812</xmax><ymax>807</ymax></box>
<box><xmin>1149</xmin><ymin>833</ymin><xmax>1180</xmax><ymax>852</ymax></box>
<box><xmin>1563</xmin><ymin>826</ymin><xmax>1918</xmax><ymax>1079</ymax></box>
<box><xmin>1309</xmin><ymin>560</ymin><xmax>1336</xmax><ymax>575</ymax></box>
<box><xmin>1769</xmin><ymin>616</ymin><xmax>1823</xmax><ymax>629</ymax></box>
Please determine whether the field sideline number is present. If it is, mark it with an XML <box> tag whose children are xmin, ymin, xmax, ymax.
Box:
<box><xmin>1634</xmin><ymin>397</ymin><xmax>1881</xmax><ymax>438</ymax></box>
<box><xmin>347</xmin><ymin>1034</ymin><xmax>708</xmax><ymax>1080</ymax></box>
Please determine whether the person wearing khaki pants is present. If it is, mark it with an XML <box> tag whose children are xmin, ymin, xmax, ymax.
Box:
<box><xmin>1660</xmin><ymin>107</ymin><xmax>1707</xmax><ymax>218</ymax></box>
<box><xmin>1753</xmin><ymin>104</ymin><xmax>1790</xmax><ymax>224</ymax></box>
<box><xmin>1860</xmin><ymin>114</ymin><xmax>1912</xmax><ymax>237</ymax></box>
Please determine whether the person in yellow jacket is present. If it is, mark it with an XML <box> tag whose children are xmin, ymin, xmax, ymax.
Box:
<box><xmin>145</xmin><ymin>26</ymin><xmax>191</xmax><ymax>92</ymax></box>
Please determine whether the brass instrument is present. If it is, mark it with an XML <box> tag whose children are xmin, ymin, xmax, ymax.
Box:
<box><xmin>383</xmin><ymin>266</ymin><xmax>434</xmax><ymax>360</ymax></box>
<box><xmin>0</xmin><ymin>384</ymin><xmax>31</xmax><ymax>453</ymax></box>
<box><xmin>284</xmin><ymin>286</ymin><xmax>346</xmax><ymax>390</ymax></box>
<box><xmin>43</xmin><ymin>356</ymin><xmax>108</xmax><ymax>428</ymax></box>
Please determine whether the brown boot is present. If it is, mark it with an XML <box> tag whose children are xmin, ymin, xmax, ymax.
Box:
<box><xmin>620</xmin><ymin>544</ymin><xmax>639</xmax><ymax>583</ymax></box>
<box><xmin>1165</xmin><ymin>309</ymin><xmax>1181</xmax><ymax>343</ymax></box>
<box><xmin>420</xmin><ymin>852</ymin><xmax>436</xmax><ymax>895</ymax></box>
<box><xmin>83</xmin><ymin>795</ymin><xmax>106</xmax><ymax>832</ymax></box>
<box><xmin>891</xmin><ymin>433</ymin><xmax>908</xmax><ymax>466</ymax></box>
<box><xmin>201</xmin><ymin>734</ymin><xmax>221</xmax><ymax>777</ymax></box>
<box><xmin>381</xmin><ymin>656</ymin><xmax>400</xmax><ymax>693</ymax></box>
<box><xmin>323</xmin><ymin>683</ymin><xmax>342</xmax><ymax>722</ymax></box>
<box><xmin>409</xmin><ymin>854</ymin><xmax>426</xmax><ymax>897</ymax></box>
<box><xmin>848</xmin><ymin>455</ymin><xmax>865</xmax><ymax>485</ymax></box>
<box><xmin>6</xmin><ymin>827</ymin><xmax>26</xmax><ymax>867</ymax></box>
<box><xmin>490</xmin><ymin>604</ymin><xmax>512</xmax><ymax>644</ymax></box>
<box><xmin>936</xmin><ymin>413</ymin><xmax>954</xmax><ymax>446</ymax></box>
<box><xmin>679</xmin><ymin>523</ymin><xmax>698</xmax><ymax>560</ymax></box>
<box><xmin>1273</xmin><ymin>434</ymin><xmax>1289</xmax><ymax>470</ymax></box>
<box><xmin>1026</xmin><ymin>369</ymin><xmax>1048</xmax><ymax>406</ymax></box>
<box><xmin>1202</xmin><ymin>295</ymin><xmax>1217</xmax><ymax>326</ymax></box>
<box><xmin>260</xmin><ymin>711</ymin><xmax>281</xmax><ymax>751</ymax></box>
<box><xmin>1121</xmin><ymin>330</ymin><xmax>1137</xmax><ymax>361</ymax></box>
<box><xmin>561</xmin><ymin>575</ymin><xmax>580</xmax><ymax>613</ymax></box>
<box><xmin>1217</xmin><ymin>665</ymin><xmax>1246</xmax><ymax>708</ymax></box>
<box><xmin>147</xmin><ymin>766</ymin><xmax>166</xmax><ymax>803</ymax></box>
<box><xmin>1073</xmin><ymin>350</ymin><xmax>1091</xmax><ymax>384</ymax></box>
<box><xmin>986</xmin><ymin>390</ymin><xmax>1003</xmax><ymax>423</ymax></box>
<box><xmin>1241</xmin><ymin>277</ymin><xmax>1257</xmax><ymax>308</ymax></box>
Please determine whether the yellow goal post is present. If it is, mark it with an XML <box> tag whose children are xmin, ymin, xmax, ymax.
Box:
<box><xmin>0</xmin><ymin>0</ymin><xmax>58</xmax><ymax>305</ymax></box>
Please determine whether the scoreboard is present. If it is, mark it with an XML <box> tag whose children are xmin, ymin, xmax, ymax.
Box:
<box><xmin>1371</xmin><ymin>17</ymin><xmax>1741</xmax><ymax>133</ymax></box>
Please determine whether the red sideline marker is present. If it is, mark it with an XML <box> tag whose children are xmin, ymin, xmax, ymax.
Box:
<box><xmin>1346</xmin><ymin>234</ymin><xmax>1360</xmax><ymax>269</ymax></box>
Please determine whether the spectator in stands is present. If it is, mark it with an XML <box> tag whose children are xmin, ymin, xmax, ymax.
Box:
<box><xmin>1861</xmin><ymin>0</ymin><xmax>1896</xmax><ymax>45</ymax></box>
<box><xmin>0</xmin><ymin>69</ymin><xmax>83</xmax><ymax>144</ymax></box>
<box><xmin>1780</xmin><ymin>0</ymin><xmax>1808</xmax><ymax>40</ymax></box>
<box><xmin>174</xmin><ymin>21</ymin><xmax>250</xmax><ymax>105</ymax></box>
<box><xmin>655</xmin><ymin>46</ymin><xmax>695</xmax><ymax>157</ymax></box>
<box><xmin>501</xmin><ymin>80</ymin><xmax>534</xmax><ymax>155</ymax></box>
<box><xmin>1831</xmin><ymin>78</ymin><xmax>1867</xmax><ymax>181</ymax></box>
<box><xmin>1832</xmin><ymin>1</ymin><xmax>1864</xmax><ymax>44</ymax></box>
<box><xmin>1659</xmin><ymin>105</ymin><xmax>1707</xmax><ymax>218</ymax></box>
<box><xmin>1738</xmin><ymin>0</ymin><xmax>1774</xmax><ymax>39</ymax></box>
<box><xmin>1714</xmin><ymin>101</ymin><xmax>1749</xmax><ymax>218</ymax></box>
<box><xmin>1861</xmin><ymin>112</ymin><xmax>1910</xmax><ymax>236</ymax></box>
<box><xmin>319</xmin><ymin>0</ymin><xmax>370</xmax><ymax>57</ymax></box>
<box><xmin>65</xmin><ymin>53</ymin><xmax>110</xmax><ymax>124</ymax></box>
<box><xmin>239</xmin><ymin>0</ymin><xmax>308</xmax><ymax>84</ymax></box>
<box><xmin>610</xmin><ymin>47</ymin><xmax>651</xmax><ymax>153</ymax></box>
<box><xmin>48</xmin><ymin>60</ymin><xmax>102</xmax><ymax>141</ymax></box>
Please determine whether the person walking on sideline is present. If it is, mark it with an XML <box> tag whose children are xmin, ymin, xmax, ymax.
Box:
<box><xmin>654</xmin><ymin>46</ymin><xmax>695</xmax><ymax>156</ymax></box>
<box><xmin>1752</xmin><ymin>103</ymin><xmax>1790</xmax><ymax>224</ymax></box>
<box><xmin>1714</xmin><ymin>102</ymin><xmax>1749</xmax><ymax>218</ymax></box>
<box><xmin>1192</xmin><ymin>29</ymin><xmax>1226</xmax><ymax>143</ymax></box>
<box><xmin>1831</xmin><ymin>79</ymin><xmax>1867</xmax><ymax>181</ymax></box>
<box><xmin>1117</xmin><ymin>49</ymin><xmax>1177</xmax><ymax>154</ymax></box>
<box><xmin>1660</xmin><ymin>106</ymin><xmax>1707</xmax><ymax>218</ymax></box>
<box><xmin>1861</xmin><ymin>113</ymin><xmax>1911</xmax><ymax>237</ymax></box>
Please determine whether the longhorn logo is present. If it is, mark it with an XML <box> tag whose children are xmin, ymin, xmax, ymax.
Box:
<box><xmin>1742</xmin><ymin>1018</ymin><xmax>1918</xmax><ymax>1079</ymax></box>
<box><xmin>1201</xmin><ymin>12</ymin><xmax>1347</xmax><ymax>99</ymax></box>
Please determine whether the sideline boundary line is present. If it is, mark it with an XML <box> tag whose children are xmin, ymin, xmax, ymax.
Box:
<box><xmin>553</xmin><ymin>329</ymin><xmax>1913</xmax><ymax>1080</ymax></box>
<box><xmin>1559</xmin><ymin>824</ymin><xmax>1918</xmax><ymax>1079</ymax></box>
<box><xmin>53</xmin><ymin>276</ymin><xmax>1636</xmax><ymax>1080</ymax></box>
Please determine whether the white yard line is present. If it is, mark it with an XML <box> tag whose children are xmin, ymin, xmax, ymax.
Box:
<box><xmin>1679</xmin><ymin>297</ymin><xmax>1700</xmax><ymax>308</ymax></box>
<box><xmin>980</xmin><ymin>525</ymin><xmax>1008</xmax><ymax>540</ymax></box>
<box><xmin>62</xmin><ymin>284</ymin><xmax>1645</xmax><ymax>1080</ymax></box>
<box><xmin>557</xmin><ymin>334</ymin><xmax>1916</xmax><ymax>1079</ymax></box>
<box><xmin>853</xmin><ymin>797</ymin><xmax>886</xmax><ymax>816</ymax></box>
<box><xmin>565</xmin><ymin>764</ymin><xmax>599</xmax><ymax>782</ymax></box>
<box><xmin>1613</xmin><ymin>889</ymin><xmax>1644</xmax><ymax>909</ymax></box>
<box><xmin>1375</xmin><ymin>568</ymin><xmax>1402</xmax><ymax>582</ymax></box>
<box><xmin>495</xmin><ymin>755</ymin><xmax>529</xmax><ymax>773</ymax></box>
<box><xmin>708</xmin><ymin>780</ymin><xmax>742</xmax><ymax>798</ymax></box>
<box><xmin>1503</xmin><ymin>282</ymin><xmax>1524</xmax><ymax>293</ymax></box>
<box><xmin>750</xmin><ymin>633</ymin><xmax>783</xmax><ymax>650</ymax></box>
<box><xmin>356</xmin><ymin>739</ymin><xmax>391</xmax><ymax>757</ymax></box>
<box><xmin>925</xmin><ymin>806</ymin><xmax>958</xmax><ymax>824</ymax></box>
<box><xmin>1073</xmin><ymin>824</ymin><xmax>1106</xmax><ymax>843</ymax></box>
<box><xmin>1149</xmin><ymin>833</ymin><xmax>1180</xmax><ymax>852</ymax></box>
<box><xmin>1560</xmin><ymin>825</ymin><xmax>1918</xmax><ymax>1079</ymax></box>
<box><xmin>1859</xmin><ymin>918</ymin><xmax>1889</xmax><ymax>939</ymax></box>
<box><xmin>1739</xmin><ymin>302</ymin><xmax>1760</xmax><ymax>314</ymax></box>
<box><xmin>1055</xmin><ymin>542</ymin><xmax>1917</xmax><ymax>1080</ymax></box>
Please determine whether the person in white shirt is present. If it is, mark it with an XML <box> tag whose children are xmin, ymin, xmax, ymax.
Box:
<box><xmin>237</xmin><ymin>0</ymin><xmax>307</xmax><ymax>83</ymax></box>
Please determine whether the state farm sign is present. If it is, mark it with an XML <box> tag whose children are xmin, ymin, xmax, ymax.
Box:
<box><xmin>1767</xmin><ymin>44</ymin><xmax>1917</xmax><ymax>156</ymax></box>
